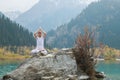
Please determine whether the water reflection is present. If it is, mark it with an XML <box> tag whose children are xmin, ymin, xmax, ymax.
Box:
<box><xmin>0</xmin><ymin>60</ymin><xmax>21</xmax><ymax>77</ymax></box>
<box><xmin>96</xmin><ymin>61</ymin><xmax>120</xmax><ymax>80</ymax></box>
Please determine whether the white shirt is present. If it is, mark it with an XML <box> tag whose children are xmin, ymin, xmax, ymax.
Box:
<box><xmin>36</xmin><ymin>36</ymin><xmax>44</xmax><ymax>50</ymax></box>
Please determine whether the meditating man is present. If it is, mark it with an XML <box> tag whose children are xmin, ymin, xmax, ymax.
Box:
<box><xmin>31</xmin><ymin>27</ymin><xmax>47</xmax><ymax>55</ymax></box>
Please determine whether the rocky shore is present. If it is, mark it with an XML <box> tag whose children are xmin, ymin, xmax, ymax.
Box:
<box><xmin>1</xmin><ymin>50</ymin><xmax>105</xmax><ymax>80</ymax></box>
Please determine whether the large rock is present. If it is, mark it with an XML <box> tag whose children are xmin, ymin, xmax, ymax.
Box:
<box><xmin>2</xmin><ymin>50</ymin><xmax>106</xmax><ymax>80</ymax></box>
<box><xmin>2</xmin><ymin>51</ymin><xmax>80</xmax><ymax>80</ymax></box>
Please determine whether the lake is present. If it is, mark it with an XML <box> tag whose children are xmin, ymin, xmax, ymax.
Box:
<box><xmin>0</xmin><ymin>60</ymin><xmax>120</xmax><ymax>80</ymax></box>
<box><xmin>0</xmin><ymin>60</ymin><xmax>21</xmax><ymax>78</ymax></box>
<box><xmin>97</xmin><ymin>60</ymin><xmax>120</xmax><ymax>80</ymax></box>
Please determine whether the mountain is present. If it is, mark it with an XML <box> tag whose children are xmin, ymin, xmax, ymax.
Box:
<box><xmin>46</xmin><ymin>0</ymin><xmax>120</xmax><ymax>49</ymax></box>
<box><xmin>4</xmin><ymin>11</ymin><xmax>21</xmax><ymax>20</ymax></box>
<box><xmin>0</xmin><ymin>12</ymin><xmax>3</xmax><ymax>16</ymax></box>
<box><xmin>15</xmin><ymin>0</ymin><xmax>97</xmax><ymax>32</ymax></box>
<box><xmin>0</xmin><ymin>12</ymin><xmax>35</xmax><ymax>46</ymax></box>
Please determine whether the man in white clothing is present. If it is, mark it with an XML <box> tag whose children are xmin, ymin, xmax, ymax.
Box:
<box><xmin>31</xmin><ymin>28</ymin><xmax>48</xmax><ymax>55</ymax></box>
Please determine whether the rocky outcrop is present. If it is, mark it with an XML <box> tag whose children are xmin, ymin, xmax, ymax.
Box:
<box><xmin>2</xmin><ymin>50</ymin><xmax>105</xmax><ymax>80</ymax></box>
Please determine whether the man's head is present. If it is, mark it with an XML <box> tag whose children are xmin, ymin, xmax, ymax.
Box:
<box><xmin>37</xmin><ymin>31</ymin><xmax>42</xmax><ymax>37</ymax></box>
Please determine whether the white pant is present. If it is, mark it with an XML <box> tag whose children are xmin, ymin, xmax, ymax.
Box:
<box><xmin>30</xmin><ymin>49</ymin><xmax>48</xmax><ymax>55</ymax></box>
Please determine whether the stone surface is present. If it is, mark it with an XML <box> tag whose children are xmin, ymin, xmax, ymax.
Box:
<box><xmin>2</xmin><ymin>51</ymin><xmax>78</xmax><ymax>80</ymax></box>
<box><xmin>2</xmin><ymin>50</ymin><xmax>105</xmax><ymax>80</ymax></box>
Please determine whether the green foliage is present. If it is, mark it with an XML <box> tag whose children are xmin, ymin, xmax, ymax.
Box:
<box><xmin>0</xmin><ymin>12</ymin><xmax>35</xmax><ymax>47</ymax></box>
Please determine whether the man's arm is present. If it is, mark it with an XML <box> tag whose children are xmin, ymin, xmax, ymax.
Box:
<box><xmin>33</xmin><ymin>32</ymin><xmax>37</xmax><ymax>38</ymax></box>
<box><xmin>43</xmin><ymin>32</ymin><xmax>46</xmax><ymax>38</ymax></box>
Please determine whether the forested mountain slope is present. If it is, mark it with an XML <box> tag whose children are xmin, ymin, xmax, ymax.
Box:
<box><xmin>47</xmin><ymin>0</ymin><xmax>120</xmax><ymax>49</ymax></box>
<box><xmin>0</xmin><ymin>12</ymin><xmax>35</xmax><ymax>46</ymax></box>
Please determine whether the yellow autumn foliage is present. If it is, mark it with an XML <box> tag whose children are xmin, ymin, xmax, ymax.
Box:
<box><xmin>0</xmin><ymin>46</ymin><xmax>32</xmax><ymax>60</ymax></box>
<box><xmin>94</xmin><ymin>45</ymin><xmax>120</xmax><ymax>60</ymax></box>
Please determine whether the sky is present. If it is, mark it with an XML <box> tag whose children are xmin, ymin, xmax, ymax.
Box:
<box><xmin>0</xmin><ymin>0</ymin><xmax>98</xmax><ymax>13</ymax></box>
<box><xmin>0</xmin><ymin>0</ymin><xmax>39</xmax><ymax>13</ymax></box>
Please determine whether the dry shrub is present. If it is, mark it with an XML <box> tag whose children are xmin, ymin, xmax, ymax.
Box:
<box><xmin>72</xmin><ymin>27</ymin><xmax>97</xmax><ymax>80</ymax></box>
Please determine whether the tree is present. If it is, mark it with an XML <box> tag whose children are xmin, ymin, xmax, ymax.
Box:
<box><xmin>0</xmin><ymin>13</ymin><xmax>35</xmax><ymax>47</ymax></box>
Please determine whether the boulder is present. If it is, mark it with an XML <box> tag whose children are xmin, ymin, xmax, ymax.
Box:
<box><xmin>2</xmin><ymin>50</ymin><xmax>105</xmax><ymax>80</ymax></box>
<box><xmin>2</xmin><ymin>52</ymin><xmax>78</xmax><ymax>80</ymax></box>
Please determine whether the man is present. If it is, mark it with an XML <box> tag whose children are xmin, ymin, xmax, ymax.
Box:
<box><xmin>31</xmin><ymin>27</ymin><xmax>47</xmax><ymax>55</ymax></box>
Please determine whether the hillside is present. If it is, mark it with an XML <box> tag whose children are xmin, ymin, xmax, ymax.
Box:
<box><xmin>15</xmin><ymin>0</ymin><xmax>97</xmax><ymax>32</ymax></box>
<box><xmin>46</xmin><ymin>0</ymin><xmax>120</xmax><ymax>49</ymax></box>
<box><xmin>4</xmin><ymin>11</ymin><xmax>21</xmax><ymax>20</ymax></box>
<box><xmin>0</xmin><ymin>12</ymin><xmax>35</xmax><ymax>46</ymax></box>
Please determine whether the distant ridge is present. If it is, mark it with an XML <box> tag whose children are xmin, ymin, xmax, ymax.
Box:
<box><xmin>46</xmin><ymin>0</ymin><xmax>120</xmax><ymax>49</ymax></box>
<box><xmin>15</xmin><ymin>0</ymin><xmax>95</xmax><ymax>32</ymax></box>
<box><xmin>4</xmin><ymin>11</ymin><xmax>21</xmax><ymax>20</ymax></box>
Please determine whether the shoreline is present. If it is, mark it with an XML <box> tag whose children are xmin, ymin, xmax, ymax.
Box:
<box><xmin>0</xmin><ymin>57</ymin><xmax>27</xmax><ymax>61</ymax></box>
<box><xmin>0</xmin><ymin>57</ymin><xmax>120</xmax><ymax>61</ymax></box>
<box><xmin>0</xmin><ymin>55</ymin><xmax>30</xmax><ymax>61</ymax></box>
<box><xmin>96</xmin><ymin>58</ymin><xmax>120</xmax><ymax>61</ymax></box>
<box><xmin>116</xmin><ymin>59</ymin><xmax>120</xmax><ymax>61</ymax></box>
<box><xmin>0</xmin><ymin>59</ymin><xmax>24</xmax><ymax>65</ymax></box>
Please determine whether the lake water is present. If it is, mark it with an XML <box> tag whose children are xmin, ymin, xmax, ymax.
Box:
<box><xmin>0</xmin><ymin>60</ymin><xmax>21</xmax><ymax>78</ymax></box>
<box><xmin>97</xmin><ymin>61</ymin><xmax>120</xmax><ymax>80</ymax></box>
<box><xmin>0</xmin><ymin>60</ymin><xmax>120</xmax><ymax>80</ymax></box>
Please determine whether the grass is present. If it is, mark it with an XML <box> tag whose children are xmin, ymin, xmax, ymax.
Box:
<box><xmin>0</xmin><ymin>45</ymin><xmax>119</xmax><ymax>61</ymax></box>
<box><xmin>0</xmin><ymin>53</ymin><xmax>28</xmax><ymax>60</ymax></box>
<box><xmin>0</xmin><ymin>47</ymin><xmax>31</xmax><ymax>60</ymax></box>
